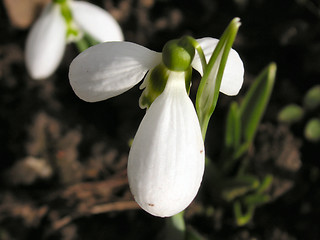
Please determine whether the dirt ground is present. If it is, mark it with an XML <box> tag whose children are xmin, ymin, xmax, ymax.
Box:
<box><xmin>1</xmin><ymin>0</ymin><xmax>320</xmax><ymax>239</ymax></box>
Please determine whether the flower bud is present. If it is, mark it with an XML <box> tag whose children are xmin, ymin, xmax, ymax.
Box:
<box><xmin>162</xmin><ymin>37</ymin><xmax>195</xmax><ymax>71</ymax></box>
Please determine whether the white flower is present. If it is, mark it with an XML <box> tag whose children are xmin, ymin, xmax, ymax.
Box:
<box><xmin>128</xmin><ymin>71</ymin><xmax>205</xmax><ymax>217</ymax></box>
<box><xmin>69</xmin><ymin>38</ymin><xmax>243</xmax><ymax>102</ymax></box>
<box><xmin>25</xmin><ymin>3</ymin><xmax>66</xmax><ymax>80</ymax></box>
<box><xmin>192</xmin><ymin>38</ymin><xmax>244</xmax><ymax>96</ymax></box>
<box><xmin>68</xmin><ymin>38</ymin><xmax>244</xmax><ymax>217</ymax></box>
<box><xmin>25</xmin><ymin>0</ymin><xmax>124</xmax><ymax>80</ymax></box>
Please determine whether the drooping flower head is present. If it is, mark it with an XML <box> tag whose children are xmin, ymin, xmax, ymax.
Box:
<box><xmin>69</xmin><ymin>34</ymin><xmax>244</xmax><ymax>217</ymax></box>
<box><xmin>25</xmin><ymin>0</ymin><xmax>124</xmax><ymax>80</ymax></box>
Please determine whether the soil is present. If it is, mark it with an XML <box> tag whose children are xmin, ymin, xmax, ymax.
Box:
<box><xmin>1</xmin><ymin>0</ymin><xmax>320</xmax><ymax>239</ymax></box>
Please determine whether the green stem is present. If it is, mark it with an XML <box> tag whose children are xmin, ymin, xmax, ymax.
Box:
<box><xmin>184</xmin><ymin>36</ymin><xmax>207</xmax><ymax>73</ymax></box>
<box><xmin>75</xmin><ymin>38</ymin><xmax>89</xmax><ymax>52</ymax></box>
<box><xmin>53</xmin><ymin>0</ymin><xmax>67</xmax><ymax>3</ymax></box>
<box><xmin>166</xmin><ymin>212</ymin><xmax>186</xmax><ymax>240</ymax></box>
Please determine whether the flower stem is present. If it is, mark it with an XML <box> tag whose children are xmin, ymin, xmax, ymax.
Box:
<box><xmin>165</xmin><ymin>212</ymin><xmax>186</xmax><ymax>240</ymax></box>
<box><xmin>184</xmin><ymin>36</ymin><xmax>207</xmax><ymax>73</ymax></box>
<box><xmin>75</xmin><ymin>38</ymin><xmax>89</xmax><ymax>52</ymax></box>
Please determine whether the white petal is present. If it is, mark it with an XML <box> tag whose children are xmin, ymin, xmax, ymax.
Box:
<box><xmin>192</xmin><ymin>38</ymin><xmax>219</xmax><ymax>75</ymax></box>
<box><xmin>128</xmin><ymin>72</ymin><xmax>205</xmax><ymax>217</ymax></box>
<box><xmin>25</xmin><ymin>3</ymin><xmax>66</xmax><ymax>80</ymax></box>
<box><xmin>192</xmin><ymin>37</ymin><xmax>244</xmax><ymax>96</ymax></box>
<box><xmin>70</xmin><ymin>1</ymin><xmax>124</xmax><ymax>42</ymax></box>
<box><xmin>69</xmin><ymin>41</ymin><xmax>161</xmax><ymax>102</ymax></box>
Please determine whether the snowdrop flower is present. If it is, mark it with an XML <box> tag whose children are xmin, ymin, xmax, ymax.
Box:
<box><xmin>25</xmin><ymin>0</ymin><xmax>123</xmax><ymax>80</ymax></box>
<box><xmin>69</xmin><ymin>37</ymin><xmax>244</xmax><ymax>217</ymax></box>
<box><xmin>127</xmin><ymin>71</ymin><xmax>205</xmax><ymax>217</ymax></box>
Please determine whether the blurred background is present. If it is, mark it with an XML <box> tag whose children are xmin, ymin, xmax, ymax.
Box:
<box><xmin>1</xmin><ymin>0</ymin><xmax>320</xmax><ymax>239</ymax></box>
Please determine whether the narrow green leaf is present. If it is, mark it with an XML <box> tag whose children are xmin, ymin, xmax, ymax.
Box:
<box><xmin>186</xmin><ymin>228</ymin><xmax>206</xmax><ymax>240</ymax></box>
<box><xmin>196</xmin><ymin>18</ymin><xmax>241</xmax><ymax>139</ymax></box>
<box><xmin>221</xmin><ymin>174</ymin><xmax>260</xmax><ymax>201</ymax></box>
<box><xmin>225</xmin><ymin>101</ymin><xmax>241</xmax><ymax>151</ymax></box>
<box><xmin>244</xmin><ymin>193</ymin><xmax>270</xmax><ymax>206</ymax></box>
<box><xmin>232</xmin><ymin>142</ymin><xmax>250</xmax><ymax>160</ymax></box>
<box><xmin>239</xmin><ymin>62</ymin><xmax>277</xmax><ymax>148</ymax></box>
<box><xmin>278</xmin><ymin>104</ymin><xmax>304</xmax><ymax>124</ymax></box>
<box><xmin>256</xmin><ymin>174</ymin><xmax>273</xmax><ymax>193</ymax></box>
<box><xmin>233</xmin><ymin>201</ymin><xmax>255</xmax><ymax>226</ymax></box>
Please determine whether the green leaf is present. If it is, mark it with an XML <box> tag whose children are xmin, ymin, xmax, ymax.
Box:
<box><xmin>244</xmin><ymin>193</ymin><xmax>270</xmax><ymax>206</ymax></box>
<box><xmin>238</xmin><ymin>62</ymin><xmax>277</xmax><ymax>149</ymax></box>
<box><xmin>303</xmin><ymin>85</ymin><xmax>320</xmax><ymax>111</ymax></box>
<box><xmin>196</xmin><ymin>18</ymin><xmax>241</xmax><ymax>139</ymax></box>
<box><xmin>277</xmin><ymin>104</ymin><xmax>304</xmax><ymax>124</ymax></box>
<box><xmin>256</xmin><ymin>174</ymin><xmax>273</xmax><ymax>193</ymax></box>
<box><xmin>233</xmin><ymin>201</ymin><xmax>255</xmax><ymax>226</ymax></box>
<box><xmin>304</xmin><ymin>118</ymin><xmax>320</xmax><ymax>142</ymax></box>
<box><xmin>221</xmin><ymin>174</ymin><xmax>260</xmax><ymax>202</ymax></box>
<box><xmin>186</xmin><ymin>228</ymin><xmax>206</xmax><ymax>240</ymax></box>
<box><xmin>225</xmin><ymin>101</ymin><xmax>241</xmax><ymax>152</ymax></box>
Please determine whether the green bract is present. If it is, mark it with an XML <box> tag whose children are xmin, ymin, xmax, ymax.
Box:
<box><xmin>139</xmin><ymin>63</ymin><xmax>193</xmax><ymax>109</ymax></box>
<box><xmin>196</xmin><ymin>18</ymin><xmax>242</xmax><ymax>138</ymax></box>
<box><xmin>139</xmin><ymin>63</ymin><xmax>170</xmax><ymax>109</ymax></box>
<box><xmin>162</xmin><ymin>37</ymin><xmax>195</xmax><ymax>71</ymax></box>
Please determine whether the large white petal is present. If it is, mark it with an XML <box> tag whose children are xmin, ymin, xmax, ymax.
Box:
<box><xmin>25</xmin><ymin>3</ymin><xmax>66</xmax><ymax>80</ymax></box>
<box><xmin>70</xmin><ymin>1</ymin><xmax>124</xmax><ymax>42</ymax></box>
<box><xmin>69</xmin><ymin>41</ymin><xmax>161</xmax><ymax>102</ymax></box>
<box><xmin>128</xmin><ymin>72</ymin><xmax>205</xmax><ymax>217</ymax></box>
<box><xmin>192</xmin><ymin>37</ymin><xmax>244</xmax><ymax>96</ymax></box>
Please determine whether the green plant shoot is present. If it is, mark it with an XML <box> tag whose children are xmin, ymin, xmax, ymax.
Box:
<box><xmin>227</xmin><ymin>62</ymin><xmax>277</xmax><ymax>159</ymax></box>
<box><xmin>196</xmin><ymin>18</ymin><xmax>241</xmax><ymax>139</ymax></box>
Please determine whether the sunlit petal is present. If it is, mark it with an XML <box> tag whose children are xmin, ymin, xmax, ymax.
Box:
<box><xmin>70</xmin><ymin>1</ymin><xmax>124</xmax><ymax>42</ymax></box>
<box><xmin>69</xmin><ymin>41</ymin><xmax>161</xmax><ymax>102</ymax></box>
<box><xmin>128</xmin><ymin>72</ymin><xmax>205</xmax><ymax>217</ymax></box>
<box><xmin>25</xmin><ymin>3</ymin><xmax>66</xmax><ymax>80</ymax></box>
<box><xmin>192</xmin><ymin>37</ymin><xmax>244</xmax><ymax>96</ymax></box>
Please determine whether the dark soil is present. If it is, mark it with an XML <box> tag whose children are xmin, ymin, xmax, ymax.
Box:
<box><xmin>1</xmin><ymin>0</ymin><xmax>320</xmax><ymax>239</ymax></box>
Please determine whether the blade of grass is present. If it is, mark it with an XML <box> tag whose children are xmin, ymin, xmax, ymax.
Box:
<box><xmin>238</xmin><ymin>63</ymin><xmax>277</xmax><ymax>148</ymax></box>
